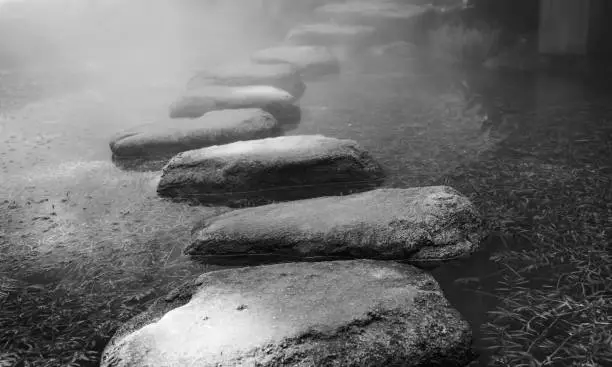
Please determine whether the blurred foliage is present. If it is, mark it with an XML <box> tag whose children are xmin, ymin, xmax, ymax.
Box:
<box><xmin>466</xmin><ymin>0</ymin><xmax>539</xmax><ymax>34</ymax></box>
<box><xmin>428</xmin><ymin>23</ymin><xmax>500</xmax><ymax>65</ymax></box>
<box><xmin>411</xmin><ymin>1</ymin><xmax>539</xmax><ymax>67</ymax></box>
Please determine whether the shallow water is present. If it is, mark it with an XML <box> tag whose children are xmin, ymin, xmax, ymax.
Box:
<box><xmin>1</xmin><ymin>38</ymin><xmax>612</xmax><ymax>366</ymax></box>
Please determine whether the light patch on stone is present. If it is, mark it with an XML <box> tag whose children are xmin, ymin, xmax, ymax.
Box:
<box><xmin>104</xmin><ymin>261</ymin><xmax>430</xmax><ymax>366</ymax></box>
<box><xmin>175</xmin><ymin>134</ymin><xmax>333</xmax><ymax>161</ymax></box>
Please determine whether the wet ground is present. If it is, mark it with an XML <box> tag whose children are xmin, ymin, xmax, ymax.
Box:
<box><xmin>1</xmin><ymin>28</ymin><xmax>612</xmax><ymax>367</ymax></box>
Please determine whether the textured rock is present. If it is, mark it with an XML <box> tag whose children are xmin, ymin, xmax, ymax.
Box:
<box><xmin>285</xmin><ymin>23</ymin><xmax>377</xmax><ymax>49</ymax></box>
<box><xmin>101</xmin><ymin>260</ymin><xmax>476</xmax><ymax>367</ymax></box>
<box><xmin>186</xmin><ymin>61</ymin><xmax>306</xmax><ymax>100</ymax></box>
<box><xmin>109</xmin><ymin>109</ymin><xmax>280</xmax><ymax>161</ymax></box>
<box><xmin>169</xmin><ymin>85</ymin><xmax>298</xmax><ymax>121</ymax></box>
<box><xmin>251</xmin><ymin>45</ymin><xmax>340</xmax><ymax>80</ymax></box>
<box><xmin>157</xmin><ymin>135</ymin><xmax>385</xmax><ymax>207</ymax></box>
<box><xmin>188</xmin><ymin>186</ymin><xmax>485</xmax><ymax>268</ymax></box>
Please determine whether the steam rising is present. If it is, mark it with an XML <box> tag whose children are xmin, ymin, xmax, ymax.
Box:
<box><xmin>0</xmin><ymin>0</ymin><xmax>287</xmax><ymax>91</ymax></box>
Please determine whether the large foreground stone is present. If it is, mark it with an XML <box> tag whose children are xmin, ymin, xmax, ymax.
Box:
<box><xmin>251</xmin><ymin>45</ymin><xmax>340</xmax><ymax>80</ymax></box>
<box><xmin>100</xmin><ymin>260</ymin><xmax>475</xmax><ymax>367</ymax></box>
<box><xmin>157</xmin><ymin>135</ymin><xmax>385</xmax><ymax>207</ymax></box>
<box><xmin>285</xmin><ymin>23</ymin><xmax>377</xmax><ymax>49</ymax></box>
<box><xmin>109</xmin><ymin>109</ymin><xmax>280</xmax><ymax>161</ymax></box>
<box><xmin>169</xmin><ymin>85</ymin><xmax>298</xmax><ymax>121</ymax></box>
<box><xmin>186</xmin><ymin>61</ymin><xmax>307</xmax><ymax>100</ymax></box>
<box><xmin>188</xmin><ymin>186</ymin><xmax>485</xmax><ymax>268</ymax></box>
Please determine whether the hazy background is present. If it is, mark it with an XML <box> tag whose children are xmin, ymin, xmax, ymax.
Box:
<box><xmin>0</xmin><ymin>0</ymin><xmax>294</xmax><ymax>91</ymax></box>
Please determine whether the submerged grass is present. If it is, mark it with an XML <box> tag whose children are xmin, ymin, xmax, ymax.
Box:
<box><xmin>447</xmin><ymin>161</ymin><xmax>612</xmax><ymax>367</ymax></box>
<box><xmin>0</xmin><ymin>162</ymin><xmax>229</xmax><ymax>366</ymax></box>
<box><xmin>432</xmin><ymin>99</ymin><xmax>612</xmax><ymax>365</ymax></box>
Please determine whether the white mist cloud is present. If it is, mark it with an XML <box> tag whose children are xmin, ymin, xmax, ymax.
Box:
<box><xmin>0</xmin><ymin>0</ymin><xmax>287</xmax><ymax>89</ymax></box>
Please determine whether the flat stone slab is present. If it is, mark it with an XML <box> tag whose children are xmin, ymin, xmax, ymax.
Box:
<box><xmin>251</xmin><ymin>45</ymin><xmax>341</xmax><ymax>80</ymax></box>
<box><xmin>109</xmin><ymin>108</ymin><xmax>280</xmax><ymax>161</ymax></box>
<box><xmin>285</xmin><ymin>23</ymin><xmax>378</xmax><ymax>49</ymax></box>
<box><xmin>186</xmin><ymin>61</ymin><xmax>306</xmax><ymax>100</ymax></box>
<box><xmin>188</xmin><ymin>186</ymin><xmax>485</xmax><ymax>268</ymax></box>
<box><xmin>169</xmin><ymin>85</ymin><xmax>298</xmax><ymax>120</ymax></box>
<box><xmin>157</xmin><ymin>135</ymin><xmax>385</xmax><ymax>207</ymax></box>
<box><xmin>100</xmin><ymin>260</ymin><xmax>475</xmax><ymax>367</ymax></box>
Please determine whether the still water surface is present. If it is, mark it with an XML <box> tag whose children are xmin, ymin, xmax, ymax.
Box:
<box><xmin>1</xmin><ymin>43</ymin><xmax>611</xmax><ymax>366</ymax></box>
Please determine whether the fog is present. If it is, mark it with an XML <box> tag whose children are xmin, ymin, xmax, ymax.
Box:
<box><xmin>0</xmin><ymin>0</ymin><xmax>290</xmax><ymax>91</ymax></box>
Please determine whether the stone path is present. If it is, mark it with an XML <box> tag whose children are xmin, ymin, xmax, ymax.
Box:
<box><xmin>103</xmin><ymin>1</ymin><xmax>483</xmax><ymax>366</ymax></box>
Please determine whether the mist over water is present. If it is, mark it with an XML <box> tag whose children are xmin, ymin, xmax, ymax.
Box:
<box><xmin>0</xmin><ymin>0</ymin><xmax>287</xmax><ymax>94</ymax></box>
<box><xmin>2</xmin><ymin>2</ymin><xmax>612</xmax><ymax>367</ymax></box>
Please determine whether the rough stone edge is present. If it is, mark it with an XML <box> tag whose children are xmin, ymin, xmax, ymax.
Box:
<box><xmin>156</xmin><ymin>138</ymin><xmax>387</xmax><ymax>207</ymax></box>
<box><xmin>101</xmin><ymin>261</ymin><xmax>477</xmax><ymax>367</ymax></box>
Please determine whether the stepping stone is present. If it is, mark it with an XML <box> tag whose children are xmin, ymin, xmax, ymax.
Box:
<box><xmin>168</xmin><ymin>85</ymin><xmax>299</xmax><ymax>121</ymax></box>
<box><xmin>100</xmin><ymin>260</ymin><xmax>476</xmax><ymax>367</ymax></box>
<box><xmin>369</xmin><ymin>40</ymin><xmax>418</xmax><ymax>58</ymax></box>
<box><xmin>186</xmin><ymin>61</ymin><xmax>307</xmax><ymax>100</ymax></box>
<box><xmin>157</xmin><ymin>135</ymin><xmax>385</xmax><ymax>207</ymax></box>
<box><xmin>188</xmin><ymin>186</ymin><xmax>484</xmax><ymax>268</ymax></box>
<box><xmin>109</xmin><ymin>109</ymin><xmax>281</xmax><ymax>171</ymax></box>
<box><xmin>315</xmin><ymin>1</ymin><xmax>426</xmax><ymax>22</ymax></box>
<box><xmin>314</xmin><ymin>2</ymin><xmax>427</xmax><ymax>42</ymax></box>
<box><xmin>251</xmin><ymin>45</ymin><xmax>340</xmax><ymax>80</ymax></box>
<box><xmin>285</xmin><ymin>23</ymin><xmax>378</xmax><ymax>50</ymax></box>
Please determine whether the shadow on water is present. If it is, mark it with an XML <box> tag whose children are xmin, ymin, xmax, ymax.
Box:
<box><xmin>431</xmin><ymin>233</ymin><xmax>528</xmax><ymax>366</ymax></box>
<box><xmin>265</xmin><ymin>103</ymin><xmax>303</xmax><ymax>131</ymax></box>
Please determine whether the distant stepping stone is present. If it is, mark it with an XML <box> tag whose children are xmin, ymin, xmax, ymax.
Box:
<box><xmin>169</xmin><ymin>85</ymin><xmax>299</xmax><ymax>122</ymax></box>
<box><xmin>285</xmin><ymin>23</ymin><xmax>377</xmax><ymax>50</ymax></box>
<box><xmin>157</xmin><ymin>135</ymin><xmax>385</xmax><ymax>207</ymax></box>
<box><xmin>360</xmin><ymin>40</ymin><xmax>419</xmax><ymax>73</ymax></box>
<box><xmin>315</xmin><ymin>1</ymin><xmax>426</xmax><ymax>23</ymax></box>
<box><xmin>188</xmin><ymin>186</ymin><xmax>485</xmax><ymax>268</ymax></box>
<box><xmin>186</xmin><ymin>61</ymin><xmax>306</xmax><ymax>100</ymax></box>
<box><xmin>100</xmin><ymin>260</ymin><xmax>475</xmax><ymax>367</ymax></box>
<box><xmin>109</xmin><ymin>109</ymin><xmax>280</xmax><ymax>170</ymax></box>
<box><xmin>251</xmin><ymin>45</ymin><xmax>340</xmax><ymax>80</ymax></box>
<box><xmin>315</xmin><ymin>2</ymin><xmax>427</xmax><ymax>42</ymax></box>
<box><xmin>369</xmin><ymin>40</ymin><xmax>417</xmax><ymax>58</ymax></box>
